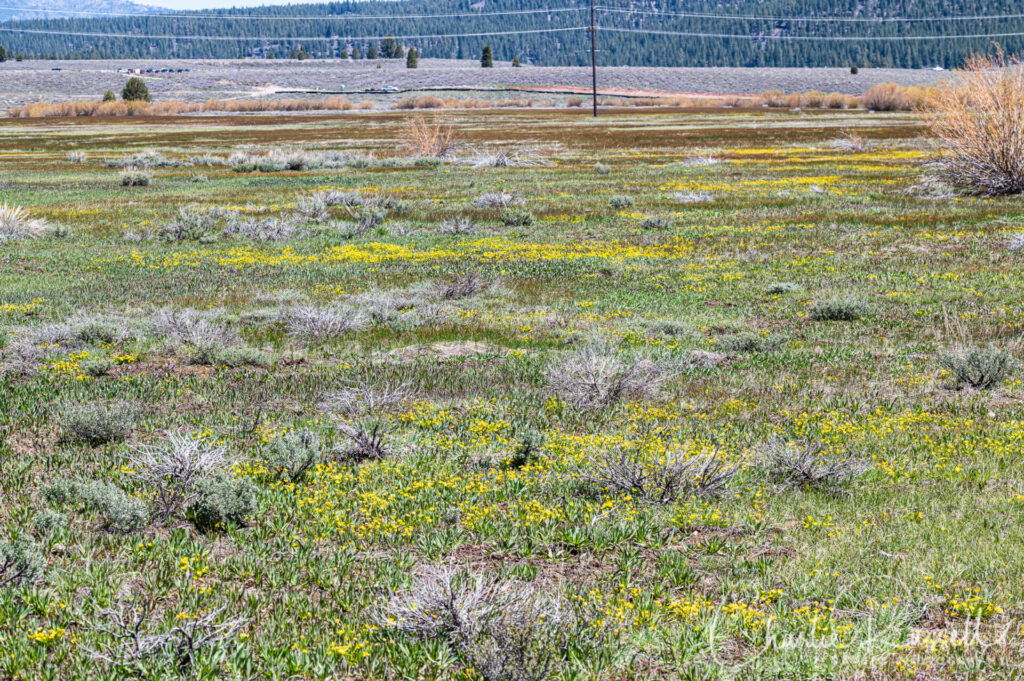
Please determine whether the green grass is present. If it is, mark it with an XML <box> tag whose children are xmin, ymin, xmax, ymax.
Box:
<box><xmin>0</xmin><ymin>108</ymin><xmax>1022</xmax><ymax>680</ymax></box>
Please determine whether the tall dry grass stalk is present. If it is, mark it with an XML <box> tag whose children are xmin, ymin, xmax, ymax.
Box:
<box><xmin>924</xmin><ymin>52</ymin><xmax>1024</xmax><ymax>195</ymax></box>
<box><xmin>400</xmin><ymin>116</ymin><xmax>461</xmax><ymax>158</ymax></box>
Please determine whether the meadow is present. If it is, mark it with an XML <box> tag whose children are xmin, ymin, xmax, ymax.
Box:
<box><xmin>0</xmin><ymin>105</ymin><xmax>1022</xmax><ymax>680</ymax></box>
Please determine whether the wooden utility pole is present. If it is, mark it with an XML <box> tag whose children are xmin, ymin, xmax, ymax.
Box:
<box><xmin>589</xmin><ymin>0</ymin><xmax>597</xmax><ymax>116</ymax></box>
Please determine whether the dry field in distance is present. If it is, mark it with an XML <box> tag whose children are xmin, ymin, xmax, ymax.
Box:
<box><xmin>0</xmin><ymin>58</ymin><xmax>947</xmax><ymax>109</ymax></box>
<box><xmin>0</xmin><ymin>105</ymin><xmax>1022</xmax><ymax>680</ymax></box>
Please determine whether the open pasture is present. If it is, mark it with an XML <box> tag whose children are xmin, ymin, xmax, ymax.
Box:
<box><xmin>0</xmin><ymin>106</ymin><xmax>1022</xmax><ymax>680</ymax></box>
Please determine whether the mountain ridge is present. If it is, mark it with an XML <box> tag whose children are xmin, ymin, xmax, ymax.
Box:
<box><xmin>0</xmin><ymin>0</ymin><xmax>167</xmax><ymax>23</ymax></box>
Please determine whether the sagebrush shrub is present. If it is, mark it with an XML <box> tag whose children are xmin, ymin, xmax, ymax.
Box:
<box><xmin>382</xmin><ymin>566</ymin><xmax>568</xmax><ymax>681</ymax></box>
<box><xmin>766</xmin><ymin>282</ymin><xmax>802</xmax><ymax>294</ymax></box>
<box><xmin>474</xmin><ymin>192</ymin><xmax>519</xmax><ymax>208</ymax></box>
<box><xmin>224</xmin><ymin>216</ymin><xmax>300</xmax><ymax>242</ymax></box>
<box><xmin>809</xmin><ymin>299</ymin><xmax>870</xmax><ymax>321</ymax></box>
<box><xmin>717</xmin><ymin>332</ymin><xmax>782</xmax><ymax>353</ymax></box>
<box><xmin>46</xmin><ymin>480</ymin><xmax>149</xmax><ymax>533</ymax></box>
<box><xmin>759</xmin><ymin>438</ymin><xmax>870</xmax><ymax>491</ymax></box>
<box><xmin>190</xmin><ymin>343</ymin><xmax>270</xmax><ymax>367</ymax></box>
<box><xmin>58</xmin><ymin>401</ymin><xmax>139</xmax><ymax>444</ymax></box>
<box><xmin>76</xmin><ymin>320</ymin><xmax>123</xmax><ymax>345</ymax></box>
<box><xmin>295</xmin><ymin>193</ymin><xmax>329</xmax><ymax>221</ymax></box>
<box><xmin>81</xmin><ymin>356</ymin><xmax>114</xmax><ymax>377</ymax></box>
<box><xmin>939</xmin><ymin>345</ymin><xmax>1014</xmax><ymax>390</ymax></box>
<box><xmin>584</xmin><ymin>446</ymin><xmax>738</xmax><ymax>503</ymax></box>
<box><xmin>188</xmin><ymin>473</ymin><xmax>257</xmax><ymax>529</ymax></box>
<box><xmin>335</xmin><ymin>421</ymin><xmax>390</xmax><ymax>463</ymax></box>
<box><xmin>152</xmin><ymin>308</ymin><xmax>239</xmax><ymax>348</ymax></box>
<box><xmin>284</xmin><ymin>305</ymin><xmax>367</xmax><ymax>341</ymax></box>
<box><xmin>321</xmin><ymin>379</ymin><xmax>412</xmax><ymax>416</ymax></box>
<box><xmin>638</xmin><ymin>216</ymin><xmax>671</xmax><ymax>230</ymax></box>
<box><xmin>545</xmin><ymin>349</ymin><xmax>671</xmax><ymax>409</ymax></box>
<box><xmin>0</xmin><ymin>204</ymin><xmax>48</xmax><ymax>242</ymax></box>
<box><xmin>0</xmin><ymin>537</ymin><xmax>44</xmax><ymax>587</ymax></box>
<box><xmin>86</xmin><ymin>604</ymin><xmax>246</xmax><ymax>671</ymax></box>
<box><xmin>119</xmin><ymin>168</ymin><xmax>151</xmax><ymax>187</ymax></box>
<box><xmin>159</xmin><ymin>206</ymin><xmax>218</xmax><ymax>242</ymax></box>
<box><xmin>33</xmin><ymin>509</ymin><xmax>68</xmax><ymax>535</ymax></box>
<box><xmin>674</xmin><ymin>191</ymin><xmax>713</xmax><ymax>204</ymax></box>
<box><xmin>130</xmin><ymin>431</ymin><xmax>231</xmax><ymax>519</ymax></box>
<box><xmin>433</xmin><ymin>273</ymin><xmax>485</xmax><ymax>301</ymax></box>
<box><xmin>439</xmin><ymin>217</ymin><xmax>476</xmax><ymax>235</ymax></box>
<box><xmin>608</xmin><ymin>195</ymin><xmax>634</xmax><ymax>209</ymax></box>
<box><xmin>501</xmin><ymin>208</ymin><xmax>534</xmax><ymax>227</ymax></box>
<box><xmin>262</xmin><ymin>430</ymin><xmax>322</xmax><ymax>482</ymax></box>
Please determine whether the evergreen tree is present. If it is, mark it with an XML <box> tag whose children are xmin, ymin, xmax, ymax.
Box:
<box><xmin>102</xmin><ymin>89</ymin><xmax>116</xmax><ymax>101</ymax></box>
<box><xmin>368</xmin><ymin>43</ymin><xmax>378</xmax><ymax>59</ymax></box>
<box><xmin>0</xmin><ymin>45</ymin><xmax>6</xmax><ymax>62</ymax></box>
<box><xmin>351</xmin><ymin>45</ymin><xmax>361</xmax><ymax>60</ymax></box>
<box><xmin>381</xmin><ymin>35</ymin><xmax>403</xmax><ymax>59</ymax></box>
<box><xmin>121</xmin><ymin>77</ymin><xmax>150</xmax><ymax>102</ymax></box>
<box><xmin>512</xmin><ymin>56</ymin><xmax>521</xmax><ymax>67</ymax></box>
<box><xmin>481</xmin><ymin>44</ymin><xmax>493</xmax><ymax>67</ymax></box>
<box><xmin>340</xmin><ymin>47</ymin><xmax>348</xmax><ymax>59</ymax></box>
<box><xmin>406</xmin><ymin>47</ymin><xmax>419</xmax><ymax>68</ymax></box>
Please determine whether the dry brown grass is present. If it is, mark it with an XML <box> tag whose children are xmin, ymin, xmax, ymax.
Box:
<box><xmin>400</xmin><ymin>116</ymin><xmax>461</xmax><ymax>158</ymax></box>
<box><xmin>862</xmin><ymin>82</ymin><xmax>938</xmax><ymax>111</ymax></box>
<box><xmin>924</xmin><ymin>52</ymin><xmax>1024</xmax><ymax>195</ymax></box>
<box><xmin>8</xmin><ymin>96</ymin><xmax>362</xmax><ymax>118</ymax></box>
<box><xmin>759</xmin><ymin>89</ymin><xmax>858</xmax><ymax>109</ymax></box>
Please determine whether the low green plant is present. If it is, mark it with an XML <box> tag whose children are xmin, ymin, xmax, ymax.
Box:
<box><xmin>608</xmin><ymin>195</ymin><xmax>634</xmax><ymax>208</ymax></box>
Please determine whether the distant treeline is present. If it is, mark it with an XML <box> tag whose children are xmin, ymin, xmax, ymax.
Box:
<box><xmin>0</xmin><ymin>0</ymin><xmax>1022</xmax><ymax>67</ymax></box>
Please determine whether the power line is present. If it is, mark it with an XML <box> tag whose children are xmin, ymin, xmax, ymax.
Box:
<box><xmin>0</xmin><ymin>25</ymin><xmax>588</xmax><ymax>42</ymax></box>
<box><xmin>0</xmin><ymin>5</ymin><xmax>586</xmax><ymax>21</ymax></box>
<box><xmin>595</xmin><ymin>5</ymin><xmax>1024</xmax><ymax>23</ymax></box>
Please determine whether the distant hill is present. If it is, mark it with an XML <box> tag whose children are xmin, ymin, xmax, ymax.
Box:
<box><xmin>0</xmin><ymin>0</ymin><xmax>166</xmax><ymax>23</ymax></box>
<box><xmin>0</xmin><ymin>0</ymin><xmax>1019</xmax><ymax>67</ymax></box>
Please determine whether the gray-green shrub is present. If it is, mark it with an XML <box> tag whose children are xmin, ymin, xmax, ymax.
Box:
<box><xmin>58</xmin><ymin>401</ymin><xmax>139</xmax><ymax>444</ymax></box>
<box><xmin>0</xmin><ymin>537</ymin><xmax>44</xmax><ymax>587</ymax></box>
<box><xmin>809</xmin><ymin>299</ymin><xmax>871</xmax><ymax>321</ymax></box>
<box><xmin>262</xmin><ymin>430</ymin><xmax>322</xmax><ymax>482</ymax></box>
<box><xmin>939</xmin><ymin>345</ymin><xmax>1015</xmax><ymax>390</ymax></box>
<box><xmin>188</xmin><ymin>473</ymin><xmax>257</xmax><ymax>529</ymax></box>
<box><xmin>501</xmin><ymin>208</ymin><xmax>535</xmax><ymax>227</ymax></box>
